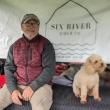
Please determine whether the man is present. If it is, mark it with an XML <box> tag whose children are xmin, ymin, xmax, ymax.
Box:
<box><xmin>0</xmin><ymin>14</ymin><xmax>56</xmax><ymax>110</ymax></box>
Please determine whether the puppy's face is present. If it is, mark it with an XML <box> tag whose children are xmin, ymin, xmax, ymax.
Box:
<box><xmin>85</xmin><ymin>54</ymin><xmax>106</xmax><ymax>74</ymax></box>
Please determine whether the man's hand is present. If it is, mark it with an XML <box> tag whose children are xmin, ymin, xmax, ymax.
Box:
<box><xmin>11</xmin><ymin>90</ymin><xmax>23</xmax><ymax>105</ymax></box>
<box><xmin>22</xmin><ymin>86</ymin><xmax>34</xmax><ymax>101</ymax></box>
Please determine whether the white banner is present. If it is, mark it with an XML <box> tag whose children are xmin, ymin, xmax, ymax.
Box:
<box><xmin>0</xmin><ymin>0</ymin><xmax>110</xmax><ymax>63</ymax></box>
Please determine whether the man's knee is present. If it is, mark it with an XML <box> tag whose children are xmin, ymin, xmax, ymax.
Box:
<box><xmin>0</xmin><ymin>84</ymin><xmax>12</xmax><ymax>109</ymax></box>
<box><xmin>30</xmin><ymin>84</ymin><xmax>53</xmax><ymax>110</ymax></box>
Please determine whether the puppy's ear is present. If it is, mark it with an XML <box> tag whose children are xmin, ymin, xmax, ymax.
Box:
<box><xmin>84</xmin><ymin>56</ymin><xmax>95</xmax><ymax>74</ymax></box>
<box><xmin>85</xmin><ymin>56</ymin><xmax>92</xmax><ymax>65</ymax></box>
<box><xmin>98</xmin><ymin>63</ymin><xmax>107</xmax><ymax>75</ymax></box>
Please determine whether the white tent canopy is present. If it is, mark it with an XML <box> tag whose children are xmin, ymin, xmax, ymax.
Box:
<box><xmin>0</xmin><ymin>0</ymin><xmax>110</xmax><ymax>63</ymax></box>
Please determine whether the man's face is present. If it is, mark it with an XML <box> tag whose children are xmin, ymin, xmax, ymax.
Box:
<box><xmin>21</xmin><ymin>19</ymin><xmax>39</xmax><ymax>40</ymax></box>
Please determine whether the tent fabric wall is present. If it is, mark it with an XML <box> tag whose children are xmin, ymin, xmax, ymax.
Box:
<box><xmin>0</xmin><ymin>0</ymin><xmax>110</xmax><ymax>62</ymax></box>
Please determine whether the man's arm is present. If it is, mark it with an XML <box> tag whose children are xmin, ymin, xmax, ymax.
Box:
<box><xmin>29</xmin><ymin>40</ymin><xmax>56</xmax><ymax>92</ymax></box>
<box><xmin>5</xmin><ymin>46</ymin><xmax>24</xmax><ymax>105</ymax></box>
<box><xmin>4</xmin><ymin>45</ymin><xmax>17</xmax><ymax>93</ymax></box>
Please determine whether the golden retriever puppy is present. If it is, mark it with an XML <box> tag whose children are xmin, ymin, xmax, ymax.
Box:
<box><xmin>72</xmin><ymin>54</ymin><xmax>106</xmax><ymax>104</ymax></box>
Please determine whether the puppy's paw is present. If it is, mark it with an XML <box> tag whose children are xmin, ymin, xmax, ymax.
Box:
<box><xmin>94</xmin><ymin>97</ymin><xmax>101</xmax><ymax>102</ymax></box>
<box><xmin>80</xmin><ymin>100</ymin><xmax>87</xmax><ymax>104</ymax></box>
<box><xmin>80</xmin><ymin>96</ymin><xmax>87</xmax><ymax>104</ymax></box>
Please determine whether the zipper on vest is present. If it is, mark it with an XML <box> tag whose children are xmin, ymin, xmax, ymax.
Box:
<box><xmin>25</xmin><ymin>43</ymin><xmax>32</xmax><ymax>85</ymax></box>
<box><xmin>25</xmin><ymin>64</ymin><xmax>29</xmax><ymax>85</ymax></box>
